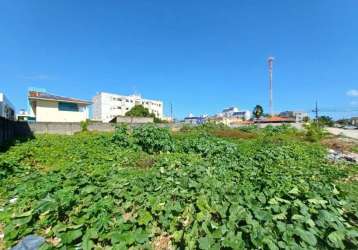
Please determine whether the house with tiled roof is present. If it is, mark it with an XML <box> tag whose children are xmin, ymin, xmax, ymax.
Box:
<box><xmin>28</xmin><ymin>91</ymin><xmax>91</xmax><ymax>122</ymax></box>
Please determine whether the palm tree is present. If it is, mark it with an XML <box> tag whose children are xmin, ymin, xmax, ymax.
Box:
<box><xmin>253</xmin><ymin>105</ymin><xmax>264</xmax><ymax>119</ymax></box>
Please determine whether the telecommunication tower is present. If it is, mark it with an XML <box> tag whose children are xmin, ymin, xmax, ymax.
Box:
<box><xmin>268</xmin><ymin>57</ymin><xmax>275</xmax><ymax>116</ymax></box>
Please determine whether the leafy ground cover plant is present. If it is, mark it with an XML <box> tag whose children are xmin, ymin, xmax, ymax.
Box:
<box><xmin>0</xmin><ymin>126</ymin><xmax>357</xmax><ymax>249</ymax></box>
<box><xmin>132</xmin><ymin>124</ymin><xmax>175</xmax><ymax>153</ymax></box>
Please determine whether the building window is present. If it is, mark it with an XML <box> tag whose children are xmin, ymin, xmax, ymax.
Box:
<box><xmin>58</xmin><ymin>102</ymin><xmax>79</xmax><ymax>112</ymax></box>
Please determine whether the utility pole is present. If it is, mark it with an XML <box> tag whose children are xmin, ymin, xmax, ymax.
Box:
<box><xmin>268</xmin><ymin>57</ymin><xmax>274</xmax><ymax>116</ymax></box>
<box><xmin>313</xmin><ymin>101</ymin><xmax>319</xmax><ymax>123</ymax></box>
<box><xmin>170</xmin><ymin>102</ymin><xmax>173</xmax><ymax>121</ymax></box>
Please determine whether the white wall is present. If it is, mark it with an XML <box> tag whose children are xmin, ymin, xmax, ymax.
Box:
<box><xmin>35</xmin><ymin>100</ymin><xmax>88</xmax><ymax>122</ymax></box>
<box><xmin>92</xmin><ymin>92</ymin><xmax>164</xmax><ymax>122</ymax></box>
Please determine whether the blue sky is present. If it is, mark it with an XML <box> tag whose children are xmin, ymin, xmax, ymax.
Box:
<box><xmin>1</xmin><ymin>0</ymin><xmax>358</xmax><ymax>119</ymax></box>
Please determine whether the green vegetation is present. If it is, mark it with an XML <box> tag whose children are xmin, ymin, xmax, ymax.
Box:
<box><xmin>125</xmin><ymin>105</ymin><xmax>166</xmax><ymax>123</ymax></box>
<box><xmin>317</xmin><ymin>116</ymin><xmax>335</xmax><ymax>127</ymax></box>
<box><xmin>304</xmin><ymin>123</ymin><xmax>327</xmax><ymax>142</ymax></box>
<box><xmin>80</xmin><ymin>120</ymin><xmax>89</xmax><ymax>132</ymax></box>
<box><xmin>125</xmin><ymin>105</ymin><xmax>153</xmax><ymax>118</ymax></box>
<box><xmin>0</xmin><ymin>124</ymin><xmax>357</xmax><ymax>249</ymax></box>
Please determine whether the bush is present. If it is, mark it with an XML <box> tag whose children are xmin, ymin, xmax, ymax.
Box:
<box><xmin>0</xmin><ymin>158</ymin><xmax>17</xmax><ymax>179</ymax></box>
<box><xmin>80</xmin><ymin>120</ymin><xmax>89</xmax><ymax>132</ymax></box>
<box><xmin>111</xmin><ymin>124</ymin><xmax>131</xmax><ymax>147</ymax></box>
<box><xmin>132</xmin><ymin>125</ymin><xmax>174</xmax><ymax>153</ymax></box>
<box><xmin>304</xmin><ymin>123</ymin><xmax>326</xmax><ymax>142</ymax></box>
<box><xmin>262</xmin><ymin>124</ymin><xmax>297</xmax><ymax>136</ymax></box>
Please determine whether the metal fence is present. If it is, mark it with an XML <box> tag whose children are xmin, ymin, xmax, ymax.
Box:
<box><xmin>0</xmin><ymin>117</ymin><xmax>16</xmax><ymax>146</ymax></box>
<box><xmin>0</xmin><ymin>117</ymin><xmax>33</xmax><ymax>146</ymax></box>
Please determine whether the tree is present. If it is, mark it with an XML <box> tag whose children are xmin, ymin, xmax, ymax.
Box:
<box><xmin>253</xmin><ymin>105</ymin><xmax>264</xmax><ymax>119</ymax></box>
<box><xmin>125</xmin><ymin>105</ymin><xmax>152</xmax><ymax>117</ymax></box>
<box><xmin>125</xmin><ymin>105</ymin><xmax>165</xmax><ymax>123</ymax></box>
<box><xmin>318</xmin><ymin>116</ymin><xmax>334</xmax><ymax>127</ymax></box>
<box><xmin>302</xmin><ymin>116</ymin><xmax>310</xmax><ymax>123</ymax></box>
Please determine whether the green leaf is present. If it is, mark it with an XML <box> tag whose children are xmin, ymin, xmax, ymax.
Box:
<box><xmin>295</xmin><ymin>228</ymin><xmax>317</xmax><ymax>246</ymax></box>
<box><xmin>111</xmin><ymin>232</ymin><xmax>122</xmax><ymax>245</ymax></box>
<box><xmin>12</xmin><ymin>214</ymin><xmax>33</xmax><ymax>226</ymax></box>
<box><xmin>222</xmin><ymin>232</ymin><xmax>245</xmax><ymax>249</ymax></box>
<box><xmin>82</xmin><ymin>185</ymin><xmax>97</xmax><ymax>194</ymax></box>
<box><xmin>13</xmin><ymin>210</ymin><xmax>33</xmax><ymax>218</ymax></box>
<box><xmin>198</xmin><ymin>236</ymin><xmax>213</xmax><ymax>249</ymax></box>
<box><xmin>111</xmin><ymin>231</ymin><xmax>135</xmax><ymax>245</ymax></box>
<box><xmin>328</xmin><ymin>231</ymin><xmax>345</xmax><ymax>249</ymax></box>
<box><xmin>138</xmin><ymin>211</ymin><xmax>153</xmax><ymax>225</ymax></box>
<box><xmin>82</xmin><ymin>237</ymin><xmax>94</xmax><ymax>250</ymax></box>
<box><xmin>133</xmin><ymin>228</ymin><xmax>148</xmax><ymax>244</ymax></box>
<box><xmin>196</xmin><ymin>196</ymin><xmax>210</xmax><ymax>211</ymax></box>
<box><xmin>61</xmin><ymin>229</ymin><xmax>83</xmax><ymax>244</ymax></box>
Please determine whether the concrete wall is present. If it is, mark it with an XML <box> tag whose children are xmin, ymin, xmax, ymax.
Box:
<box><xmin>22</xmin><ymin>122</ymin><xmax>183</xmax><ymax>135</ymax></box>
<box><xmin>3</xmin><ymin>120</ymin><xmax>304</xmax><ymax>139</ymax></box>
<box><xmin>232</xmin><ymin>122</ymin><xmax>304</xmax><ymax>130</ymax></box>
<box><xmin>113</xmin><ymin>116</ymin><xmax>154</xmax><ymax>124</ymax></box>
<box><xmin>27</xmin><ymin>122</ymin><xmax>115</xmax><ymax>135</ymax></box>
<box><xmin>35</xmin><ymin>100</ymin><xmax>89</xmax><ymax>123</ymax></box>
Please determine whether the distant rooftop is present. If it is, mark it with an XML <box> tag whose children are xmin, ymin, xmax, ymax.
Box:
<box><xmin>222</xmin><ymin>107</ymin><xmax>237</xmax><ymax>112</ymax></box>
<box><xmin>28</xmin><ymin>91</ymin><xmax>91</xmax><ymax>105</ymax></box>
<box><xmin>184</xmin><ymin>116</ymin><xmax>205</xmax><ymax>120</ymax></box>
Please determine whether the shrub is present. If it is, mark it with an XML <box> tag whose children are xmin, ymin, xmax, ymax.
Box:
<box><xmin>132</xmin><ymin>125</ymin><xmax>174</xmax><ymax>153</ymax></box>
<box><xmin>80</xmin><ymin>120</ymin><xmax>89</xmax><ymax>132</ymax></box>
<box><xmin>111</xmin><ymin>124</ymin><xmax>131</xmax><ymax>147</ymax></box>
<box><xmin>262</xmin><ymin>124</ymin><xmax>297</xmax><ymax>136</ymax></box>
<box><xmin>0</xmin><ymin>158</ymin><xmax>17</xmax><ymax>179</ymax></box>
<box><xmin>304</xmin><ymin>123</ymin><xmax>326</xmax><ymax>142</ymax></box>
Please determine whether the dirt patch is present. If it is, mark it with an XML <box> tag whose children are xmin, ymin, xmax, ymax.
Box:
<box><xmin>321</xmin><ymin>137</ymin><xmax>358</xmax><ymax>153</ymax></box>
<box><xmin>123</xmin><ymin>211</ymin><xmax>137</xmax><ymax>222</ymax></box>
<box><xmin>135</xmin><ymin>155</ymin><xmax>156</xmax><ymax>169</ymax></box>
<box><xmin>47</xmin><ymin>237</ymin><xmax>61</xmax><ymax>247</ymax></box>
<box><xmin>211</xmin><ymin>129</ymin><xmax>256</xmax><ymax>139</ymax></box>
<box><xmin>152</xmin><ymin>234</ymin><xmax>173</xmax><ymax>250</ymax></box>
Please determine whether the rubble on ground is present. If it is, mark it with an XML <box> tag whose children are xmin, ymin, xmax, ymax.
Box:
<box><xmin>327</xmin><ymin>149</ymin><xmax>358</xmax><ymax>163</ymax></box>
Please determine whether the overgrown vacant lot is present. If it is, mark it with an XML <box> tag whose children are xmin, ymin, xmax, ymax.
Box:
<box><xmin>0</xmin><ymin>124</ymin><xmax>357</xmax><ymax>249</ymax></box>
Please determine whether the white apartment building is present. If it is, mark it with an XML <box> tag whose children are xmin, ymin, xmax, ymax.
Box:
<box><xmin>0</xmin><ymin>92</ymin><xmax>15</xmax><ymax>120</ymax></box>
<box><xmin>92</xmin><ymin>92</ymin><xmax>164</xmax><ymax>122</ymax></box>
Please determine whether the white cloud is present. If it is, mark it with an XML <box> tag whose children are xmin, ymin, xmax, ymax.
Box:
<box><xmin>346</xmin><ymin>89</ymin><xmax>358</xmax><ymax>97</ymax></box>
